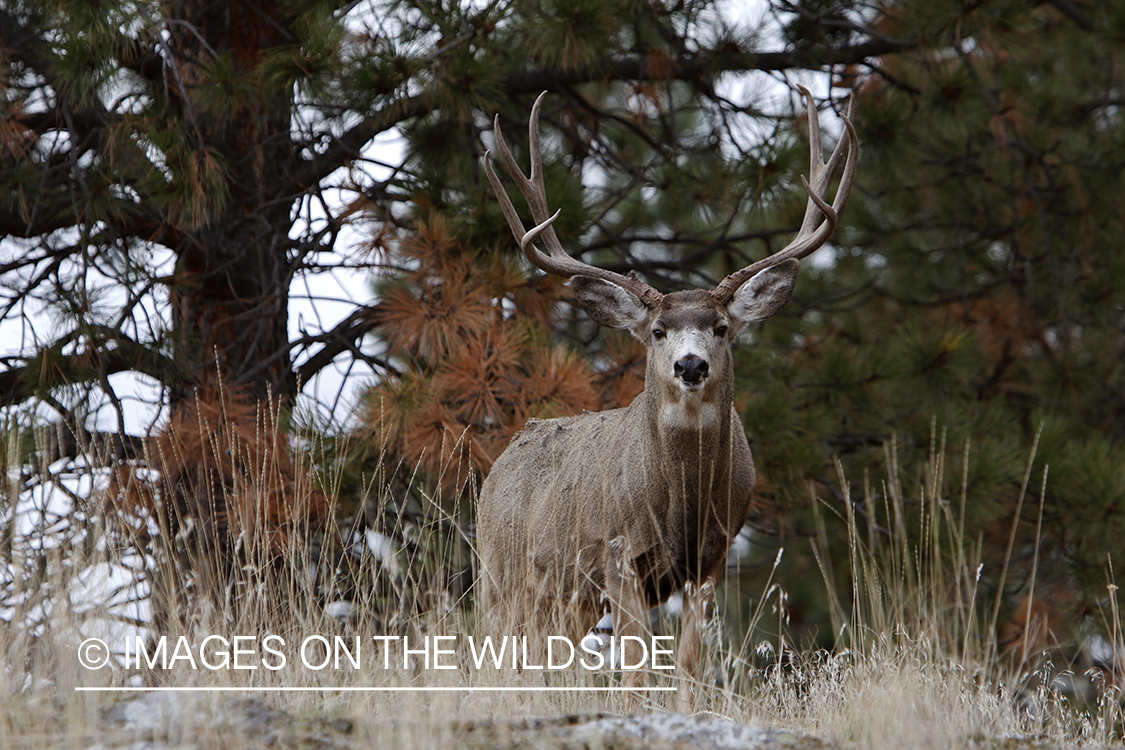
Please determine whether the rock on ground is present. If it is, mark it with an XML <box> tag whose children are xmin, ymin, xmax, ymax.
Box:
<box><xmin>456</xmin><ymin>712</ymin><xmax>835</xmax><ymax>750</ymax></box>
<box><xmin>455</xmin><ymin>715</ymin><xmax>1120</xmax><ymax>750</ymax></box>
<box><xmin>89</xmin><ymin>693</ymin><xmax>833</xmax><ymax>750</ymax></box>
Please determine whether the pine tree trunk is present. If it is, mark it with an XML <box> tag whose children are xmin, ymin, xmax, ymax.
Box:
<box><xmin>166</xmin><ymin>0</ymin><xmax>298</xmax><ymax>407</ymax></box>
<box><xmin>171</xmin><ymin>225</ymin><xmax>296</xmax><ymax>406</ymax></box>
<box><xmin>151</xmin><ymin>1</ymin><xmax>302</xmax><ymax>635</ymax></box>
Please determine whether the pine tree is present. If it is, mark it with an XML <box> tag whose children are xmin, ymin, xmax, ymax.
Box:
<box><xmin>739</xmin><ymin>0</ymin><xmax>1125</xmax><ymax>648</ymax></box>
<box><xmin>8</xmin><ymin>0</ymin><xmax>1119</xmax><ymax>656</ymax></box>
<box><xmin>0</xmin><ymin>0</ymin><xmax>899</xmax><ymax>622</ymax></box>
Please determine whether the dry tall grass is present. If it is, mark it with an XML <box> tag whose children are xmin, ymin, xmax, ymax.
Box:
<box><xmin>0</xmin><ymin>408</ymin><xmax>1121</xmax><ymax>749</ymax></box>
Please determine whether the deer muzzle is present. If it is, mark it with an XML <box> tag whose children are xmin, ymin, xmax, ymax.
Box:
<box><xmin>674</xmin><ymin>356</ymin><xmax>709</xmax><ymax>386</ymax></box>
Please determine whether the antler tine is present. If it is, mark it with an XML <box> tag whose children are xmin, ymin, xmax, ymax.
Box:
<box><xmin>712</xmin><ymin>87</ymin><xmax>859</xmax><ymax>304</ymax></box>
<box><xmin>485</xmin><ymin>92</ymin><xmax>663</xmax><ymax>308</ymax></box>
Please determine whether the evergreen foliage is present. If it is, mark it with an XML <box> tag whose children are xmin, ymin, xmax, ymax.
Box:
<box><xmin>358</xmin><ymin>211</ymin><xmax>644</xmax><ymax>495</ymax></box>
<box><xmin>1</xmin><ymin>0</ymin><xmax>1122</xmax><ymax>658</ymax></box>
<box><xmin>743</xmin><ymin>0</ymin><xmax>1125</xmax><ymax>648</ymax></box>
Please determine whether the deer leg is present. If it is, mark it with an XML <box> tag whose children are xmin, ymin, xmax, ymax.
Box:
<box><xmin>607</xmin><ymin>537</ymin><xmax>649</xmax><ymax>702</ymax></box>
<box><xmin>678</xmin><ymin>578</ymin><xmax>715</xmax><ymax>708</ymax></box>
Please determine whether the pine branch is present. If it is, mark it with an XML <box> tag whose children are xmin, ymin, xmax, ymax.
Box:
<box><xmin>0</xmin><ymin>202</ymin><xmax>76</xmax><ymax>239</ymax></box>
<box><xmin>293</xmin><ymin>303</ymin><xmax>390</xmax><ymax>384</ymax></box>
<box><xmin>0</xmin><ymin>7</ymin><xmax>51</xmax><ymax>73</ymax></box>
<box><xmin>0</xmin><ymin>10</ymin><xmax>117</xmax><ymax>133</ymax></box>
<box><xmin>293</xmin><ymin>95</ymin><xmax>432</xmax><ymax>192</ymax></box>
<box><xmin>294</xmin><ymin>36</ymin><xmax>913</xmax><ymax>193</ymax></box>
<box><xmin>1039</xmin><ymin>0</ymin><xmax>1095</xmax><ymax>30</ymax></box>
<box><xmin>503</xmin><ymin>38</ymin><xmax>914</xmax><ymax>91</ymax></box>
<box><xmin>0</xmin><ymin>13</ymin><xmax>151</xmax><ymax>239</ymax></box>
<box><xmin>20</xmin><ymin>425</ymin><xmax>146</xmax><ymax>464</ymax></box>
<box><xmin>0</xmin><ymin>335</ymin><xmax>178</xmax><ymax>408</ymax></box>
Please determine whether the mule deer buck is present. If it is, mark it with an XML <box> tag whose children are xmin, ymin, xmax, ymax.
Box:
<box><xmin>477</xmin><ymin>89</ymin><xmax>857</xmax><ymax>690</ymax></box>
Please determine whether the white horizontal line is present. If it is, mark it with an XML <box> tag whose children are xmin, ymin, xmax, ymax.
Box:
<box><xmin>74</xmin><ymin>686</ymin><xmax>677</xmax><ymax>692</ymax></box>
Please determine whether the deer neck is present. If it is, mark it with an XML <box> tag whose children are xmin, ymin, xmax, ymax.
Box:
<box><xmin>640</xmin><ymin>356</ymin><xmax>736</xmax><ymax>494</ymax></box>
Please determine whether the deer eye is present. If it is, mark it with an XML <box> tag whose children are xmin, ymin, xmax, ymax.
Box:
<box><xmin>652</xmin><ymin>329</ymin><xmax>666</xmax><ymax>341</ymax></box>
<box><xmin>714</xmin><ymin>325</ymin><xmax>729</xmax><ymax>338</ymax></box>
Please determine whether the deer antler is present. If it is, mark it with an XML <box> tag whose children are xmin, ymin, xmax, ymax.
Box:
<box><xmin>711</xmin><ymin>86</ymin><xmax>859</xmax><ymax>305</ymax></box>
<box><xmin>484</xmin><ymin>92</ymin><xmax>664</xmax><ymax>309</ymax></box>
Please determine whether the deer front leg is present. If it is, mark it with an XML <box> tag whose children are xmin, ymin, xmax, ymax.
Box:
<box><xmin>678</xmin><ymin>578</ymin><xmax>715</xmax><ymax>708</ymax></box>
<box><xmin>607</xmin><ymin>537</ymin><xmax>650</xmax><ymax>698</ymax></box>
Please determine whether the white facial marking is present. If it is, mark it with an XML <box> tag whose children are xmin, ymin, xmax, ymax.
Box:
<box><xmin>666</xmin><ymin>328</ymin><xmax>713</xmax><ymax>375</ymax></box>
<box><xmin>651</xmin><ymin>303</ymin><xmax>730</xmax><ymax>430</ymax></box>
<box><xmin>658</xmin><ymin>328</ymin><xmax>721</xmax><ymax>428</ymax></box>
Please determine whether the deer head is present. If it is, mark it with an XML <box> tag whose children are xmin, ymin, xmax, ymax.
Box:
<box><xmin>484</xmin><ymin>89</ymin><xmax>858</xmax><ymax>425</ymax></box>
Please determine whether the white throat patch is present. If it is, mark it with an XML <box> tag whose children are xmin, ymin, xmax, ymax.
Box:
<box><xmin>660</xmin><ymin>392</ymin><xmax>718</xmax><ymax>430</ymax></box>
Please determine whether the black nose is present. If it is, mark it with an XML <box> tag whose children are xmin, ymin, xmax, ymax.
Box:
<box><xmin>674</xmin><ymin>356</ymin><xmax>709</xmax><ymax>385</ymax></box>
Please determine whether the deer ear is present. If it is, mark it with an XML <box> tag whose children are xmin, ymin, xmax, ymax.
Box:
<box><xmin>727</xmin><ymin>259</ymin><xmax>799</xmax><ymax>325</ymax></box>
<box><xmin>571</xmin><ymin>276</ymin><xmax>649</xmax><ymax>330</ymax></box>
